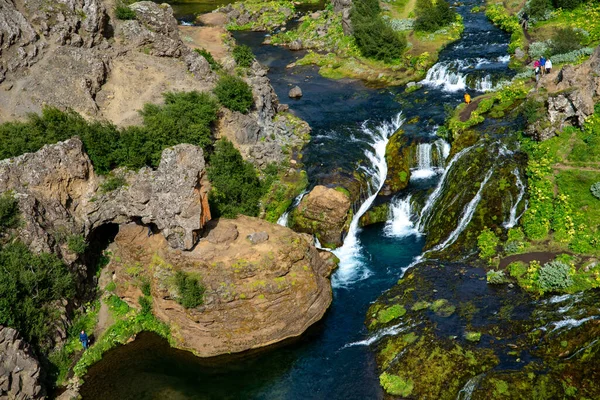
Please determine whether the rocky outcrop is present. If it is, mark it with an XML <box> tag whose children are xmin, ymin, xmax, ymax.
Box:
<box><xmin>0</xmin><ymin>138</ymin><xmax>210</xmax><ymax>258</ymax></box>
<box><xmin>527</xmin><ymin>46</ymin><xmax>600</xmax><ymax>141</ymax></box>
<box><xmin>216</xmin><ymin>2</ymin><xmax>295</xmax><ymax>31</ymax></box>
<box><xmin>382</xmin><ymin>130</ymin><xmax>411</xmax><ymax>195</ymax></box>
<box><xmin>290</xmin><ymin>185</ymin><xmax>351</xmax><ymax>248</ymax></box>
<box><xmin>109</xmin><ymin>218</ymin><xmax>336</xmax><ymax>357</ymax></box>
<box><xmin>332</xmin><ymin>0</ymin><xmax>353</xmax><ymax>35</ymax></box>
<box><xmin>0</xmin><ymin>326</ymin><xmax>44</xmax><ymax>400</ymax></box>
<box><xmin>288</xmin><ymin>85</ymin><xmax>303</xmax><ymax>98</ymax></box>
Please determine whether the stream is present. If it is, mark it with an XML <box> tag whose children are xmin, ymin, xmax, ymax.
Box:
<box><xmin>80</xmin><ymin>1</ymin><xmax>514</xmax><ymax>398</ymax></box>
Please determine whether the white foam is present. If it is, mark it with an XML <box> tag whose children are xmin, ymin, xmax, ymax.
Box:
<box><xmin>384</xmin><ymin>195</ymin><xmax>420</xmax><ymax>238</ymax></box>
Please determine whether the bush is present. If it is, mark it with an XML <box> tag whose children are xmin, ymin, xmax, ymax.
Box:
<box><xmin>174</xmin><ymin>271</ymin><xmax>205</xmax><ymax>309</ymax></box>
<box><xmin>552</xmin><ymin>0</ymin><xmax>586</xmax><ymax>10</ymax></box>
<box><xmin>194</xmin><ymin>48</ymin><xmax>221</xmax><ymax>71</ymax></box>
<box><xmin>138</xmin><ymin>296</ymin><xmax>152</xmax><ymax>315</ymax></box>
<box><xmin>213</xmin><ymin>75</ymin><xmax>254</xmax><ymax>114</ymax></box>
<box><xmin>99</xmin><ymin>175</ymin><xmax>127</xmax><ymax>194</ymax></box>
<box><xmin>0</xmin><ymin>192</ymin><xmax>19</xmax><ymax>232</ymax></box>
<box><xmin>521</xmin><ymin>98</ymin><xmax>546</xmax><ymax>125</ymax></box>
<box><xmin>115</xmin><ymin>5</ymin><xmax>136</xmax><ymax>20</ymax></box>
<box><xmin>232</xmin><ymin>44</ymin><xmax>255</xmax><ymax>68</ymax></box>
<box><xmin>140</xmin><ymin>279</ymin><xmax>151</xmax><ymax>296</ymax></box>
<box><xmin>140</xmin><ymin>91</ymin><xmax>219</xmax><ymax>166</ymax></box>
<box><xmin>351</xmin><ymin>0</ymin><xmax>407</xmax><ymax>62</ymax></box>
<box><xmin>486</xmin><ymin>270</ymin><xmax>507</xmax><ymax>284</ymax></box>
<box><xmin>526</xmin><ymin>0</ymin><xmax>552</xmax><ymax>20</ymax></box>
<box><xmin>207</xmin><ymin>139</ymin><xmax>264</xmax><ymax>218</ymax></box>
<box><xmin>415</xmin><ymin>0</ymin><xmax>457</xmax><ymax>32</ymax></box>
<box><xmin>550</xmin><ymin>27</ymin><xmax>582</xmax><ymax>56</ymax></box>
<box><xmin>477</xmin><ymin>228</ymin><xmax>499</xmax><ymax>261</ymax></box>
<box><xmin>591</xmin><ymin>182</ymin><xmax>600</xmax><ymax>199</ymax></box>
<box><xmin>67</xmin><ymin>234</ymin><xmax>88</xmax><ymax>255</ymax></box>
<box><xmin>537</xmin><ymin>260</ymin><xmax>573</xmax><ymax>292</ymax></box>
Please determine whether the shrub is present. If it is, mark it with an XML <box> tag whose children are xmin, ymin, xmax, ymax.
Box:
<box><xmin>67</xmin><ymin>234</ymin><xmax>88</xmax><ymax>255</ymax></box>
<box><xmin>138</xmin><ymin>296</ymin><xmax>152</xmax><ymax>315</ymax></box>
<box><xmin>99</xmin><ymin>175</ymin><xmax>127</xmax><ymax>194</ymax></box>
<box><xmin>550</xmin><ymin>27</ymin><xmax>582</xmax><ymax>56</ymax></box>
<box><xmin>537</xmin><ymin>260</ymin><xmax>573</xmax><ymax>292</ymax></box>
<box><xmin>232</xmin><ymin>44</ymin><xmax>255</xmax><ymax>68</ymax></box>
<box><xmin>174</xmin><ymin>271</ymin><xmax>205</xmax><ymax>308</ymax></box>
<box><xmin>415</xmin><ymin>0</ymin><xmax>456</xmax><ymax>32</ymax></box>
<box><xmin>207</xmin><ymin>139</ymin><xmax>264</xmax><ymax>218</ymax></box>
<box><xmin>140</xmin><ymin>91</ymin><xmax>219</xmax><ymax>166</ymax></box>
<box><xmin>591</xmin><ymin>182</ymin><xmax>600</xmax><ymax>199</ymax></box>
<box><xmin>194</xmin><ymin>48</ymin><xmax>221</xmax><ymax>71</ymax></box>
<box><xmin>552</xmin><ymin>0</ymin><xmax>586</xmax><ymax>10</ymax></box>
<box><xmin>477</xmin><ymin>228</ymin><xmax>499</xmax><ymax>261</ymax></box>
<box><xmin>140</xmin><ymin>279</ymin><xmax>151</xmax><ymax>296</ymax></box>
<box><xmin>351</xmin><ymin>0</ymin><xmax>407</xmax><ymax>62</ymax></box>
<box><xmin>526</xmin><ymin>0</ymin><xmax>552</xmax><ymax>20</ymax></box>
<box><xmin>213</xmin><ymin>75</ymin><xmax>254</xmax><ymax>114</ymax></box>
<box><xmin>105</xmin><ymin>281</ymin><xmax>117</xmax><ymax>292</ymax></box>
<box><xmin>486</xmin><ymin>270</ymin><xmax>507</xmax><ymax>284</ymax></box>
<box><xmin>115</xmin><ymin>5</ymin><xmax>136</xmax><ymax>20</ymax></box>
<box><xmin>0</xmin><ymin>192</ymin><xmax>19</xmax><ymax>232</ymax></box>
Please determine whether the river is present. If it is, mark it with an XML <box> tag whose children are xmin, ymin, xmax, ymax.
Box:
<box><xmin>80</xmin><ymin>1</ymin><xmax>512</xmax><ymax>398</ymax></box>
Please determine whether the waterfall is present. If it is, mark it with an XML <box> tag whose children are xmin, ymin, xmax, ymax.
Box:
<box><xmin>416</xmin><ymin>145</ymin><xmax>477</xmax><ymax>231</ymax></box>
<box><xmin>475</xmin><ymin>75</ymin><xmax>493</xmax><ymax>92</ymax></box>
<box><xmin>411</xmin><ymin>139</ymin><xmax>451</xmax><ymax>179</ymax></box>
<box><xmin>384</xmin><ymin>195</ymin><xmax>419</xmax><ymax>238</ymax></box>
<box><xmin>421</xmin><ymin>62</ymin><xmax>467</xmax><ymax>92</ymax></box>
<box><xmin>456</xmin><ymin>374</ymin><xmax>485</xmax><ymax>400</ymax></box>
<box><xmin>429</xmin><ymin>169</ymin><xmax>494</xmax><ymax>252</ymax></box>
<box><xmin>332</xmin><ymin>113</ymin><xmax>404</xmax><ymax>288</ymax></box>
<box><xmin>435</xmin><ymin>139</ymin><xmax>451</xmax><ymax>166</ymax></box>
<box><xmin>503</xmin><ymin>169</ymin><xmax>525</xmax><ymax>229</ymax></box>
<box><xmin>277</xmin><ymin>190</ymin><xmax>309</xmax><ymax>227</ymax></box>
<box><xmin>343</xmin><ymin>322</ymin><xmax>412</xmax><ymax>348</ymax></box>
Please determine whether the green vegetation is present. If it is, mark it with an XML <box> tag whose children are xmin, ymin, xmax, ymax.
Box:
<box><xmin>591</xmin><ymin>182</ymin><xmax>600</xmax><ymax>200</ymax></box>
<box><xmin>415</xmin><ymin>0</ymin><xmax>457</xmax><ymax>32</ymax></box>
<box><xmin>485</xmin><ymin>4</ymin><xmax>524</xmax><ymax>53</ymax></box>
<box><xmin>377</xmin><ymin>304</ymin><xmax>407</xmax><ymax>324</ymax></box>
<box><xmin>174</xmin><ymin>271</ymin><xmax>205</xmax><ymax>309</ymax></box>
<box><xmin>99</xmin><ymin>174</ymin><xmax>128</xmax><ymax>194</ymax></box>
<box><xmin>380</xmin><ymin>372</ymin><xmax>414</xmax><ymax>396</ymax></box>
<box><xmin>465</xmin><ymin>331</ymin><xmax>481</xmax><ymax>342</ymax></box>
<box><xmin>138</xmin><ymin>295</ymin><xmax>152</xmax><ymax>315</ymax></box>
<box><xmin>232</xmin><ymin>44</ymin><xmax>255</xmax><ymax>68</ymax></box>
<box><xmin>194</xmin><ymin>48</ymin><xmax>221</xmax><ymax>71</ymax></box>
<box><xmin>550</xmin><ymin>27</ymin><xmax>583</xmax><ymax>56</ymax></box>
<box><xmin>213</xmin><ymin>75</ymin><xmax>254</xmax><ymax>114</ymax></box>
<box><xmin>115</xmin><ymin>2</ymin><xmax>136</xmax><ymax>20</ymax></box>
<box><xmin>351</xmin><ymin>0</ymin><xmax>407</xmax><ymax>62</ymax></box>
<box><xmin>486</xmin><ymin>269</ymin><xmax>507</xmax><ymax>284</ymax></box>
<box><xmin>207</xmin><ymin>139</ymin><xmax>264</xmax><ymax>218</ymax></box>
<box><xmin>224</xmin><ymin>0</ymin><xmax>298</xmax><ymax>31</ymax></box>
<box><xmin>537</xmin><ymin>259</ymin><xmax>573</xmax><ymax>291</ymax></box>
<box><xmin>477</xmin><ymin>227</ymin><xmax>499</xmax><ymax>261</ymax></box>
<box><xmin>67</xmin><ymin>234</ymin><xmax>88</xmax><ymax>255</ymax></box>
<box><xmin>261</xmin><ymin>168</ymin><xmax>308</xmax><ymax>223</ymax></box>
<box><xmin>0</xmin><ymin>191</ymin><xmax>19</xmax><ymax>231</ymax></box>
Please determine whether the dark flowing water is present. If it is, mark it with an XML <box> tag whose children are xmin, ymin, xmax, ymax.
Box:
<box><xmin>81</xmin><ymin>2</ymin><xmax>513</xmax><ymax>398</ymax></box>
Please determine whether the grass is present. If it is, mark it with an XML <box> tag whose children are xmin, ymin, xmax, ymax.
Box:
<box><xmin>556</xmin><ymin>170</ymin><xmax>600</xmax><ymax>229</ymax></box>
<box><xmin>530</xmin><ymin>3</ymin><xmax>600</xmax><ymax>46</ymax></box>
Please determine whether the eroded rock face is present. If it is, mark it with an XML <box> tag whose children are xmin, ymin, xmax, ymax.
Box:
<box><xmin>109</xmin><ymin>219</ymin><xmax>335</xmax><ymax>357</ymax></box>
<box><xmin>0</xmin><ymin>138</ymin><xmax>210</xmax><ymax>256</ymax></box>
<box><xmin>0</xmin><ymin>326</ymin><xmax>44</xmax><ymax>400</ymax></box>
<box><xmin>332</xmin><ymin>0</ymin><xmax>353</xmax><ymax>35</ymax></box>
<box><xmin>290</xmin><ymin>185</ymin><xmax>351</xmax><ymax>248</ymax></box>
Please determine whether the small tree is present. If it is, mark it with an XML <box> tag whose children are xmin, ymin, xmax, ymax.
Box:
<box><xmin>232</xmin><ymin>45</ymin><xmax>255</xmax><ymax>68</ymax></box>
<box><xmin>174</xmin><ymin>271</ymin><xmax>205</xmax><ymax>308</ymax></box>
<box><xmin>213</xmin><ymin>75</ymin><xmax>254</xmax><ymax>114</ymax></box>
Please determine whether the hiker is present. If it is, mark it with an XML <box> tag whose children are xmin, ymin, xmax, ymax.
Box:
<box><xmin>80</xmin><ymin>330</ymin><xmax>89</xmax><ymax>350</ymax></box>
<box><xmin>540</xmin><ymin>56</ymin><xmax>546</xmax><ymax>75</ymax></box>
<box><xmin>545</xmin><ymin>58</ymin><xmax>552</xmax><ymax>74</ymax></box>
<box><xmin>521</xmin><ymin>11</ymin><xmax>529</xmax><ymax>31</ymax></box>
<box><xmin>535</xmin><ymin>65</ymin><xmax>540</xmax><ymax>83</ymax></box>
<box><xmin>464</xmin><ymin>93</ymin><xmax>471</xmax><ymax>105</ymax></box>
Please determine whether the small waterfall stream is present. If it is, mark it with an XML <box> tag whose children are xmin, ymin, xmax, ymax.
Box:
<box><xmin>411</xmin><ymin>139</ymin><xmax>451</xmax><ymax>179</ymax></box>
<box><xmin>332</xmin><ymin>113</ymin><xmax>404</xmax><ymax>287</ymax></box>
<box><xmin>383</xmin><ymin>195</ymin><xmax>419</xmax><ymax>238</ymax></box>
<box><xmin>503</xmin><ymin>168</ymin><xmax>526</xmax><ymax>228</ymax></box>
<box><xmin>277</xmin><ymin>190</ymin><xmax>309</xmax><ymax>227</ymax></box>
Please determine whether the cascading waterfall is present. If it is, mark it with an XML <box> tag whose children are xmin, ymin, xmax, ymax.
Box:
<box><xmin>277</xmin><ymin>190</ymin><xmax>309</xmax><ymax>227</ymax></box>
<box><xmin>416</xmin><ymin>145</ymin><xmax>477</xmax><ymax>231</ymax></box>
<box><xmin>435</xmin><ymin>139</ymin><xmax>451</xmax><ymax>165</ymax></box>
<box><xmin>384</xmin><ymin>195</ymin><xmax>419</xmax><ymax>237</ymax></box>
<box><xmin>412</xmin><ymin>139</ymin><xmax>451</xmax><ymax>179</ymax></box>
<box><xmin>332</xmin><ymin>113</ymin><xmax>404</xmax><ymax>288</ymax></box>
<box><xmin>421</xmin><ymin>61</ymin><xmax>468</xmax><ymax>92</ymax></box>
<box><xmin>475</xmin><ymin>75</ymin><xmax>493</xmax><ymax>92</ymax></box>
<box><xmin>429</xmin><ymin>169</ymin><xmax>495</xmax><ymax>252</ymax></box>
<box><xmin>503</xmin><ymin>168</ymin><xmax>525</xmax><ymax>228</ymax></box>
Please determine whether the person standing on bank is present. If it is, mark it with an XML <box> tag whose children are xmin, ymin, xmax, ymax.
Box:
<box><xmin>545</xmin><ymin>58</ymin><xmax>552</xmax><ymax>74</ymax></box>
<box><xmin>540</xmin><ymin>56</ymin><xmax>546</xmax><ymax>75</ymax></box>
<box><xmin>80</xmin><ymin>330</ymin><xmax>89</xmax><ymax>350</ymax></box>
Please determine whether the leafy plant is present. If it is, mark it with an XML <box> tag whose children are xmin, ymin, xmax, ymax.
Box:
<box><xmin>550</xmin><ymin>27</ymin><xmax>582</xmax><ymax>56</ymax></box>
<box><xmin>486</xmin><ymin>270</ymin><xmax>507</xmax><ymax>284</ymax></box>
<box><xmin>591</xmin><ymin>182</ymin><xmax>600</xmax><ymax>200</ymax></box>
<box><xmin>379</xmin><ymin>372</ymin><xmax>414</xmax><ymax>396</ymax></box>
<box><xmin>477</xmin><ymin>228</ymin><xmax>499</xmax><ymax>261</ymax></box>
<box><xmin>537</xmin><ymin>260</ymin><xmax>573</xmax><ymax>292</ymax></box>
<box><xmin>415</xmin><ymin>0</ymin><xmax>457</xmax><ymax>32</ymax></box>
<box><xmin>140</xmin><ymin>278</ymin><xmax>151</xmax><ymax>296</ymax></box>
<box><xmin>115</xmin><ymin>5</ymin><xmax>136</xmax><ymax>20</ymax></box>
<box><xmin>232</xmin><ymin>44</ymin><xmax>255</xmax><ymax>68</ymax></box>
<box><xmin>174</xmin><ymin>271</ymin><xmax>205</xmax><ymax>308</ymax></box>
<box><xmin>213</xmin><ymin>75</ymin><xmax>254</xmax><ymax>114</ymax></box>
<box><xmin>138</xmin><ymin>296</ymin><xmax>152</xmax><ymax>315</ymax></box>
<box><xmin>67</xmin><ymin>234</ymin><xmax>88</xmax><ymax>255</ymax></box>
<box><xmin>0</xmin><ymin>191</ymin><xmax>19</xmax><ymax>232</ymax></box>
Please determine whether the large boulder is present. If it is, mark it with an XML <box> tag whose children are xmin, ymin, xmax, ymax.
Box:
<box><xmin>108</xmin><ymin>218</ymin><xmax>336</xmax><ymax>357</ymax></box>
<box><xmin>289</xmin><ymin>185</ymin><xmax>352</xmax><ymax>248</ymax></box>
<box><xmin>0</xmin><ymin>138</ymin><xmax>211</xmax><ymax>257</ymax></box>
<box><xmin>0</xmin><ymin>326</ymin><xmax>44</xmax><ymax>400</ymax></box>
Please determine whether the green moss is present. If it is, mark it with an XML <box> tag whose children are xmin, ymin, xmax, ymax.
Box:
<box><xmin>429</xmin><ymin>298</ymin><xmax>456</xmax><ymax>316</ymax></box>
<box><xmin>385</xmin><ymin>130</ymin><xmax>411</xmax><ymax>192</ymax></box>
<box><xmin>411</xmin><ymin>300</ymin><xmax>431</xmax><ymax>311</ymax></box>
<box><xmin>359</xmin><ymin>203</ymin><xmax>389</xmax><ymax>226</ymax></box>
<box><xmin>465</xmin><ymin>331</ymin><xmax>482</xmax><ymax>342</ymax></box>
<box><xmin>377</xmin><ymin>304</ymin><xmax>407</xmax><ymax>324</ymax></box>
<box><xmin>379</xmin><ymin>373</ymin><xmax>414</xmax><ymax>396</ymax></box>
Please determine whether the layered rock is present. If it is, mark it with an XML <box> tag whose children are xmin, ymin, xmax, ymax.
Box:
<box><xmin>0</xmin><ymin>138</ymin><xmax>210</xmax><ymax>258</ymax></box>
<box><xmin>0</xmin><ymin>326</ymin><xmax>44</xmax><ymax>400</ymax></box>
<box><xmin>527</xmin><ymin>46</ymin><xmax>600</xmax><ymax>141</ymax></box>
<box><xmin>108</xmin><ymin>218</ymin><xmax>336</xmax><ymax>356</ymax></box>
<box><xmin>289</xmin><ymin>185</ymin><xmax>351</xmax><ymax>248</ymax></box>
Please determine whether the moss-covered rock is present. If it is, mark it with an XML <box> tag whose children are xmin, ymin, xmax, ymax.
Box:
<box><xmin>382</xmin><ymin>129</ymin><xmax>411</xmax><ymax>195</ymax></box>
<box><xmin>359</xmin><ymin>202</ymin><xmax>389</xmax><ymax>226</ymax></box>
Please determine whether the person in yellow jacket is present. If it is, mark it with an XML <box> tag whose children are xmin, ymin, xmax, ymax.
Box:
<box><xmin>464</xmin><ymin>93</ymin><xmax>471</xmax><ymax>104</ymax></box>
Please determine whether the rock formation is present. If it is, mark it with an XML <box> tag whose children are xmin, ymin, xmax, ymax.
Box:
<box><xmin>527</xmin><ymin>46</ymin><xmax>600</xmax><ymax>141</ymax></box>
<box><xmin>0</xmin><ymin>138</ymin><xmax>210</xmax><ymax>258</ymax></box>
<box><xmin>288</xmin><ymin>85</ymin><xmax>303</xmax><ymax>98</ymax></box>
<box><xmin>332</xmin><ymin>0</ymin><xmax>353</xmax><ymax>35</ymax></box>
<box><xmin>108</xmin><ymin>218</ymin><xmax>336</xmax><ymax>356</ymax></box>
<box><xmin>290</xmin><ymin>185</ymin><xmax>352</xmax><ymax>248</ymax></box>
<box><xmin>0</xmin><ymin>326</ymin><xmax>44</xmax><ymax>400</ymax></box>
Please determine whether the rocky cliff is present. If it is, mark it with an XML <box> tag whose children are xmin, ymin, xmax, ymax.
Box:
<box><xmin>0</xmin><ymin>326</ymin><xmax>44</xmax><ymax>400</ymax></box>
<box><xmin>107</xmin><ymin>218</ymin><xmax>335</xmax><ymax>356</ymax></box>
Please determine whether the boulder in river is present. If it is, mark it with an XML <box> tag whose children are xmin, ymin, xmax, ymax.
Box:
<box><xmin>288</xmin><ymin>85</ymin><xmax>303</xmax><ymax>98</ymax></box>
